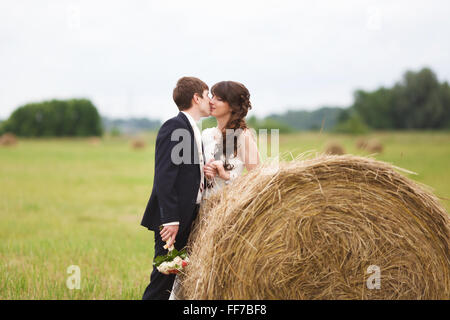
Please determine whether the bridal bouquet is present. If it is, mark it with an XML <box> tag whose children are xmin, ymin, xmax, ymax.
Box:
<box><xmin>153</xmin><ymin>244</ymin><xmax>189</xmax><ymax>275</ymax></box>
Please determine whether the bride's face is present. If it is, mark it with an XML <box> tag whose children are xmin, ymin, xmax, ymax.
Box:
<box><xmin>210</xmin><ymin>95</ymin><xmax>231</xmax><ymax>118</ymax></box>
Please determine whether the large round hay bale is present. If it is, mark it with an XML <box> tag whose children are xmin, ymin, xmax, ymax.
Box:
<box><xmin>324</xmin><ymin>142</ymin><xmax>345</xmax><ymax>155</ymax></box>
<box><xmin>0</xmin><ymin>133</ymin><xmax>18</xmax><ymax>146</ymax></box>
<box><xmin>177</xmin><ymin>155</ymin><xmax>450</xmax><ymax>300</ymax></box>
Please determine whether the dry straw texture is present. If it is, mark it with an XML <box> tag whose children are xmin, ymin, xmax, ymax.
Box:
<box><xmin>177</xmin><ymin>154</ymin><xmax>450</xmax><ymax>299</ymax></box>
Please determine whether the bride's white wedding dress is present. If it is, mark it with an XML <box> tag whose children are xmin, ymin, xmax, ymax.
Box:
<box><xmin>168</xmin><ymin>126</ymin><xmax>252</xmax><ymax>300</ymax></box>
<box><xmin>201</xmin><ymin>126</ymin><xmax>248</xmax><ymax>196</ymax></box>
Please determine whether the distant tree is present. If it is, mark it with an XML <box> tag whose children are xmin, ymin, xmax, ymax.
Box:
<box><xmin>101</xmin><ymin>116</ymin><xmax>161</xmax><ymax>134</ymax></box>
<box><xmin>353</xmin><ymin>88</ymin><xmax>395</xmax><ymax>129</ymax></box>
<box><xmin>247</xmin><ymin>115</ymin><xmax>258</xmax><ymax>129</ymax></box>
<box><xmin>336</xmin><ymin>108</ymin><xmax>351</xmax><ymax>124</ymax></box>
<box><xmin>391</xmin><ymin>68</ymin><xmax>445</xmax><ymax>129</ymax></box>
<box><xmin>333</xmin><ymin>111</ymin><xmax>370</xmax><ymax>135</ymax></box>
<box><xmin>439</xmin><ymin>82</ymin><xmax>450</xmax><ymax>128</ymax></box>
<box><xmin>258</xmin><ymin>117</ymin><xmax>294</xmax><ymax>133</ymax></box>
<box><xmin>349</xmin><ymin>67</ymin><xmax>450</xmax><ymax>130</ymax></box>
<box><xmin>245</xmin><ymin>115</ymin><xmax>293</xmax><ymax>133</ymax></box>
<box><xmin>200</xmin><ymin>117</ymin><xmax>217</xmax><ymax>130</ymax></box>
<box><xmin>0</xmin><ymin>99</ymin><xmax>103</xmax><ymax>137</ymax></box>
<box><xmin>200</xmin><ymin>115</ymin><xmax>293</xmax><ymax>133</ymax></box>
<box><xmin>110</xmin><ymin>126</ymin><xmax>121</xmax><ymax>137</ymax></box>
<box><xmin>267</xmin><ymin>107</ymin><xmax>343</xmax><ymax>131</ymax></box>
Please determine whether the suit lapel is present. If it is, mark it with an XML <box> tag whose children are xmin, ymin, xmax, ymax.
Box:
<box><xmin>177</xmin><ymin>112</ymin><xmax>201</xmax><ymax>166</ymax></box>
<box><xmin>178</xmin><ymin>112</ymin><xmax>194</xmax><ymax>139</ymax></box>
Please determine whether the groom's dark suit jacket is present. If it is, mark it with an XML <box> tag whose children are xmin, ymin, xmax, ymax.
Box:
<box><xmin>141</xmin><ymin>112</ymin><xmax>203</xmax><ymax>235</ymax></box>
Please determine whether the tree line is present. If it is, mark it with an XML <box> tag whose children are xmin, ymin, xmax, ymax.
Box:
<box><xmin>0</xmin><ymin>99</ymin><xmax>103</xmax><ymax>137</ymax></box>
<box><xmin>337</xmin><ymin>67</ymin><xmax>450</xmax><ymax>132</ymax></box>
<box><xmin>1</xmin><ymin>67</ymin><xmax>448</xmax><ymax>137</ymax></box>
<box><xmin>259</xmin><ymin>67</ymin><xmax>450</xmax><ymax>134</ymax></box>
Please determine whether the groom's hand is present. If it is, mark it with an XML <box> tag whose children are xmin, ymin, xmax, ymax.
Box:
<box><xmin>160</xmin><ymin>225</ymin><xmax>179</xmax><ymax>248</ymax></box>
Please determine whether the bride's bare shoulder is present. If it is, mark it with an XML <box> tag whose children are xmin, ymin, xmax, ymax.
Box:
<box><xmin>239</xmin><ymin>128</ymin><xmax>257</xmax><ymax>141</ymax></box>
<box><xmin>236</xmin><ymin>128</ymin><xmax>258</xmax><ymax>156</ymax></box>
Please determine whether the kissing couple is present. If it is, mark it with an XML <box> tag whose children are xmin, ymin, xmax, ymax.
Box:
<box><xmin>140</xmin><ymin>76</ymin><xmax>260</xmax><ymax>300</ymax></box>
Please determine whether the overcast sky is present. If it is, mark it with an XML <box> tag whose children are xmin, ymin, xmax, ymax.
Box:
<box><xmin>1</xmin><ymin>0</ymin><xmax>449</xmax><ymax>121</ymax></box>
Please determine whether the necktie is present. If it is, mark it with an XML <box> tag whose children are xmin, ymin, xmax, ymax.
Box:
<box><xmin>199</xmin><ymin>143</ymin><xmax>205</xmax><ymax>194</ymax></box>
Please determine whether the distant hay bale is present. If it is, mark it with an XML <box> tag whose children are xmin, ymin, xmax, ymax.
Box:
<box><xmin>366</xmin><ymin>139</ymin><xmax>383</xmax><ymax>153</ymax></box>
<box><xmin>324</xmin><ymin>142</ymin><xmax>345</xmax><ymax>155</ymax></box>
<box><xmin>131</xmin><ymin>139</ymin><xmax>146</xmax><ymax>150</ymax></box>
<box><xmin>355</xmin><ymin>137</ymin><xmax>369</xmax><ymax>150</ymax></box>
<box><xmin>0</xmin><ymin>133</ymin><xmax>18</xmax><ymax>146</ymax></box>
<box><xmin>177</xmin><ymin>155</ymin><xmax>450</xmax><ymax>300</ymax></box>
<box><xmin>88</xmin><ymin>136</ymin><xmax>101</xmax><ymax>146</ymax></box>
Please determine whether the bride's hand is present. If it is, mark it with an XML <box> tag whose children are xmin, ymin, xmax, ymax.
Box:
<box><xmin>204</xmin><ymin>160</ymin><xmax>217</xmax><ymax>180</ymax></box>
<box><xmin>210</xmin><ymin>160</ymin><xmax>230</xmax><ymax>181</ymax></box>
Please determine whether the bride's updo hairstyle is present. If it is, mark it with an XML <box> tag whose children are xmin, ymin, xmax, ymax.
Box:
<box><xmin>211</xmin><ymin>81</ymin><xmax>252</xmax><ymax>168</ymax></box>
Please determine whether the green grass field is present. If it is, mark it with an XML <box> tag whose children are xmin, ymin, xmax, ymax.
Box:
<box><xmin>1</xmin><ymin>131</ymin><xmax>449</xmax><ymax>299</ymax></box>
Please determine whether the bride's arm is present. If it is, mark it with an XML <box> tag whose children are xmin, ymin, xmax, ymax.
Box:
<box><xmin>207</xmin><ymin>160</ymin><xmax>230</xmax><ymax>180</ymax></box>
<box><xmin>240</xmin><ymin>129</ymin><xmax>260</xmax><ymax>171</ymax></box>
<box><xmin>209</xmin><ymin>129</ymin><xmax>260</xmax><ymax>180</ymax></box>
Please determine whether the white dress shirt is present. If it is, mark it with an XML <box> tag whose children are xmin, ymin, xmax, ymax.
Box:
<box><xmin>162</xmin><ymin>111</ymin><xmax>204</xmax><ymax>227</ymax></box>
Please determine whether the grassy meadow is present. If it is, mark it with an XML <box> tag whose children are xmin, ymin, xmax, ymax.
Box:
<box><xmin>0</xmin><ymin>131</ymin><xmax>449</xmax><ymax>299</ymax></box>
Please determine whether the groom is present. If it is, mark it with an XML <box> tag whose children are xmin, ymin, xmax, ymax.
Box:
<box><xmin>141</xmin><ymin>76</ymin><xmax>211</xmax><ymax>300</ymax></box>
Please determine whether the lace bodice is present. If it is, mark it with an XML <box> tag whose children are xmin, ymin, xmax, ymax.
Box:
<box><xmin>201</xmin><ymin>127</ymin><xmax>246</xmax><ymax>198</ymax></box>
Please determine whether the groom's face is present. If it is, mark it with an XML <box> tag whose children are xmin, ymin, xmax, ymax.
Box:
<box><xmin>197</xmin><ymin>89</ymin><xmax>211</xmax><ymax>117</ymax></box>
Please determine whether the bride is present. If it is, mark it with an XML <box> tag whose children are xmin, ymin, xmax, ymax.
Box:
<box><xmin>169</xmin><ymin>80</ymin><xmax>260</xmax><ymax>300</ymax></box>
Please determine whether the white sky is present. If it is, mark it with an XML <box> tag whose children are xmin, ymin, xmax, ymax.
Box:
<box><xmin>1</xmin><ymin>0</ymin><xmax>449</xmax><ymax>121</ymax></box>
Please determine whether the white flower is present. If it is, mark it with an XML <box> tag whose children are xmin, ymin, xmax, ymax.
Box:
<box><xmin>173</xmin><ymin>256</ymin><xmax>183</xmax><ymax>264</ymax></box>
<box><xmin>157</xmin><ymin>262</ymin><xmax>171</xmax><ymax>274</ymax></box>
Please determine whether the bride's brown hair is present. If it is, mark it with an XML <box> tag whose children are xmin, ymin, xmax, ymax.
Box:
<box><xmin>211</xmin><ymin>81</ymin><xmax>252</xmax><ymax>169</ymax></box>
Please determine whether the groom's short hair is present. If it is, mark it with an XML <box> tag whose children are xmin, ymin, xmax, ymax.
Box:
<box><xmin>173</xmin><ymin>77</ymin><xmax>209</xmax><ymax>111</ymax></box>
